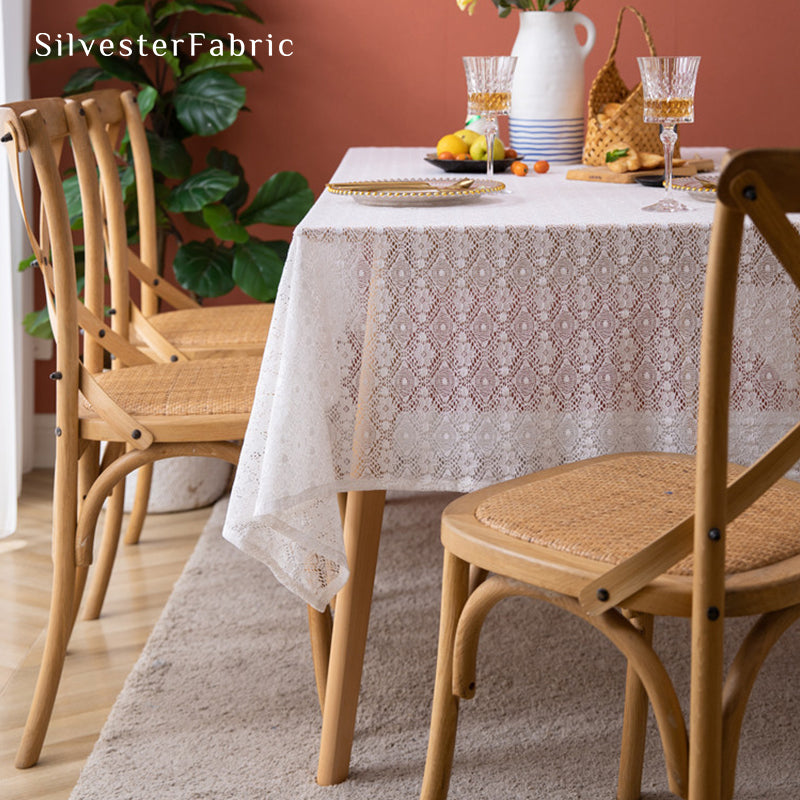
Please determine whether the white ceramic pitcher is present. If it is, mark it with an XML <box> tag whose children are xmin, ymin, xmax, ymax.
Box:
<box><xmin>509</xmin><ymin>10</ymin><xmax>596</xmax><ymax>164</ymax></box>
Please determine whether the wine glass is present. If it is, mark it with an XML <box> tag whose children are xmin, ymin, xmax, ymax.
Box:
<box><xmin>462</xmin><ymin>56</ymin><xmax>517</xmax><ymax>178</ymax></box>
<box><xmin>636</xmin><ymin>56</ymin><xmax>701</xmax><ymax>212</ymax></box>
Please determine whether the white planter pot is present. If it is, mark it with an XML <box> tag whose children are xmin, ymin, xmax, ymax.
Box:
<box><xmin>509</xmin><ymin>10</ymin><xmax>596</xmax><ymax>164</ymax></box>
<box><xmin>123</xmin><ymin>456</ymin><xmax>232</xmax><ymax>513</ymax></box>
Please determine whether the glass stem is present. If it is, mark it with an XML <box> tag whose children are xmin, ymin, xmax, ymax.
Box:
<box><xmin>661</xmin><ymin>124</ymin><xmax>678</xmax><ymax>202</ymax></box>
<box><xmin>484</xmin><ymin>114</ymin><xmax>497</xmax><ymax>178</ymax></box>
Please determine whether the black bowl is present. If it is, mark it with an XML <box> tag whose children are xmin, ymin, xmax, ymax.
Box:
<box><xmin>633</xmin><ymin>174</ymin><xmax>666</xmax><ymax>188</ymax></box>
<box><xmin>424</xmin><ymin>154</ymin><xmax>520</xmax><ymax>174</ymax></box>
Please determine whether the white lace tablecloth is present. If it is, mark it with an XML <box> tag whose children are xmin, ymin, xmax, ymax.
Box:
<box><xmin>223</xmin><ymin>147</ymin><xmax>800</xmax><ymax>610</ymax></box>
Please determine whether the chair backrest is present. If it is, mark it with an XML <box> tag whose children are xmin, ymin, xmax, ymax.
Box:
<box><xmin>1</xmin><ymin>97</ymin><xmax>163</xmax><ymax>452</ymax></box>
<box><xmin>67</xmin><ymin>88</ymin><xmax>172</xmax><ymax>317</ymax></box>
<box><xmin>1</xmin><ymin>100</ymin><xmax>92</xmax><ymax>535</ymax></box>
<box><xmin>67</xmin><ymin>89</ymin><xmax>199</xmax><ymax>350</ymax></box>
<box><xmin>696</xmin><ymin>149</ymin><xmax>800</xmax><ymax>601</ymax></box>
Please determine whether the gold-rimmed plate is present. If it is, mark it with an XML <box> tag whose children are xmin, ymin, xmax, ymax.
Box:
<box><xmin>326</xmin><ymin>178</ymin><xmax>505</xmax><ymax>206</ymax></box>
<box><xmin>670</xmin><ymin>173</ymin><xmax>719</xmax><ymax>202</ymax></box>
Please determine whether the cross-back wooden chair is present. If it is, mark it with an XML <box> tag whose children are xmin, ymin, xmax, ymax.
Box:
<box><xmin>69</xmin><ymin>87</ymin><xmax>274</xmax><ymax>569</ymax></box>
<box><xmin>71</xmin><ymin>89</ymin><xmax>333</xmax><ymax>710</ymax></box>
<box><xmin>420</xmin><ymin>149</ymin><xmax>800</xmax><ymax>800</ymax></box>
<box><xmin>3</xmin><ymin>94</ymin><xmax>334</xmax><ymax>770</ymax></box>
<box><xmin>0</xmin><ymin>96</ymin><xmax>267</xmax><ymax>769</ymax></box>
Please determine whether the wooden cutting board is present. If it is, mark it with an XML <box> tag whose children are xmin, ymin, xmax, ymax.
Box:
<box><xmin>566</xmin><ymin>158</ymin><xmax>715</xmax><ymax>184</ymax></box>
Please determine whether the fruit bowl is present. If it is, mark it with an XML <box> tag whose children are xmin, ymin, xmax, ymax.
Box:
<box><xmin>425</xmin><ymin>154</ymin><xmax>520</xmax><ymax>174</ymax></box>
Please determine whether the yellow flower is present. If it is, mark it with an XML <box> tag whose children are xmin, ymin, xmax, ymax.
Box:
<box><xmin>456</xmin><ymin>0</ymin><xmax>478</xmax><ymax>14</ymax></box>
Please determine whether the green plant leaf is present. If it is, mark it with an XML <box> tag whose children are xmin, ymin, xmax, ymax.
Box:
<box><xmin>63</xmin><ymin>67</ymin><xmax>110</xmax><ymax>95</ymax></box>
<box><xmin>63</xmin><ymin>174</ymin><xmax>84</xmax><ymax>230</ymax></box>
<box><xmin>239</xmin><ymin>172</ymin><xmax>314</xmax><ymax>227</ymax></box>
<box><xmin>93</xmin><ymin>53</ymin><xmax>152</xmax><ymax>86</ymax></box>
<box><xmin>136</xmin><ymin>85</ymin><xmax>159</xmax><ymax>118</ymax></box>
<box><xmin>182</xmin><ymin>51</ymin><xmax>259</xmax><ymax>78</ymax></box>
<box><xmin>18</xmin><ymin>253</ymin><xmax>37</xmax><ymax>272</ymax></box>
<box><xmin>23</xmin><ymin>308</ymin><xmax>53</xmax><ymax>339</ymax></box>
<box><xmin>77</xmin><ymin>4</ymin><xmax>151</xmax><ymax>39</ymax></box>
<box><xmin>164</xmin><ymin>50</ymin><xmax>182</xmax><ymax>78</ymax></box>
<box><xmin>184</xmin><ymin>210</ymin><xmax>210</xmax><ymax>229</ymax></box>
<box><xmin>206</xmin><ymin>147</ymin><xmax>248</xmax><ymax>213</ymax></box>
<box><xmin>173</xmin><ymin>71</ymin><xmax>246</xmax><ymax>136</ymax></box>
<box><xmin>119</xmin><ymin>165</ymin><xmax>137</xmax><ymax>204</ymax></box>
<box><xmin>155</xmin><ymin>1</ymin><xmax>263</xmax><ymax>23</ymax></box>
<box><xmin>202</xmin><ymin>203</ymin><xmax>250</xmax><ymax>243</ymax></box>
<box><xmin>145</xmin><ymin>130</ymin><xmax>192</xmax><ymax>179</ymax></box>
<box><xmin>231</xmin><ymin>238</ymin><xmax>287</xmax><ymax>302</ymax></box>
<box><xmin>173</xmin><ymin>239</ymin><xmax>236</xmax><ymax>297</ymax></box>
<box><xmin>166</xmin><ymin>168</ymin><xmax>240</xmax><ymax>212</ymax></box>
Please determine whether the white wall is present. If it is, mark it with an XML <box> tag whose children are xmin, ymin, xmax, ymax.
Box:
<box><xmin>1</xmin><ymin>0</ymin><xmax>34</xmax><ymax>536</ymax></box>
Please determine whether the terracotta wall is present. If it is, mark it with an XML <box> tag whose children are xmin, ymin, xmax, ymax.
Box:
<box><xmin>27</xmin><ymin>0</ymin><xmax>800</xmax><ymax>412</ymax></box>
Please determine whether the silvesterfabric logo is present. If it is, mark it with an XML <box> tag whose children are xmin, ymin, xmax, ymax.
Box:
<box><xmin>33</xmin><ymin>31</ymin><xmax>293</xmax><ymax>59</ymax></box>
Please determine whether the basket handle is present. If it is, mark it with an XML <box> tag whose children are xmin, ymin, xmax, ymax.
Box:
<box><xmin>606</xmin><ymin>6</ymin><xmax>657</xmax><ymax>61</ymax></box>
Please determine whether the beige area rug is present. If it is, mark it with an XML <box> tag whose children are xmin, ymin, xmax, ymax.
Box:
<box><xmin>70</xmin><ymin>492</ymin><xmax>800</xmax><ymax>799</ymax></box>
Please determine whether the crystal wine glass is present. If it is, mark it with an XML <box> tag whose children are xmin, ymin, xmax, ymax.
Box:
<box><xmin>636</xmin><ymin>56</ymin><xmax>701</xmax><ymax>212</ymax></box>
<box><xmin>462</xmin><ymin>56</ymin><xmax>517</xmax><ymax>178</ymax></box>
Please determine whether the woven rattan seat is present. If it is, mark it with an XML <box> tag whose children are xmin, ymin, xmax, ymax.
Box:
<box><xmin>476</xmin><ymin>453</ymin><xmax>800</xmax><ymax>576</ymax></box>
<box><xmin>80</xmin><ymin>357</ymin><xmax>260</xmax><ymax>418</ymax></box>
<box><xmin>129</xmin><ymin>304</ymin><xmax>273</xmax><ymax>353</ymax></box>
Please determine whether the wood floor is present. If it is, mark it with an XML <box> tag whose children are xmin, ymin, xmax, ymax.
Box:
<box><xmin>0</xmin><ymin>469</ymin><xmax>211</xmax><ymax>800</ymax></box>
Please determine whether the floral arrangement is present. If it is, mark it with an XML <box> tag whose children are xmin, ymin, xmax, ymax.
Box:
<box><xmin>457</xmin><ymin>0</ymin><xmax>580</xmax><ymax>16</ymax></box>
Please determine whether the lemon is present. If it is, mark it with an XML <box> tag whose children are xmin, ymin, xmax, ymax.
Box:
<box><xmin>436</xmin><ymin>134</ymin><xmax>469</xmax><ymax>158</ymax></box>
<box><xmin>454</xmin><ymin>129</ymin><xmax>480</xmax><ymax>147</ymax></box>
<box><xmin>469</xmin><ymin>135</ymin><xmax>505</xmax><ymax>161</ymax></box>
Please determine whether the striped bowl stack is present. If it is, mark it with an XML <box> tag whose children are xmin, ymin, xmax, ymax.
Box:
<box><xmin>509</xmin><ymin>117</ymin><xmax>585</xmax><ymax>164</ymax></box>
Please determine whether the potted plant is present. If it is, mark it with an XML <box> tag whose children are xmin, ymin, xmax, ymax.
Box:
<box><xmin>24</xmin><ymin>0</ymin><xmax>314</xmax><ymax>337</ymax></box>
<box><xmin>26</xmin><ymin>0</ymin><xmax>314</xmax><ymax>510</ymax></box>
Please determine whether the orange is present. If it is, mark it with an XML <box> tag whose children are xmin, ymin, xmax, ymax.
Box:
<box><xmin>534</xmin><ymin>160</ymin><xmax>550</xmax><ymax>174</ymax></box>
<box><xmin>438</xmin><ymin>151</ymin><xmax>455</xmax><ymax>160</ymax></box>
<box><xmin>510</xmin><ymin>160</ymin><xmax>528</xmax><ymax>176</ymax></box>
<box><xmin>455</xmin><ymin>153</ymin><xmax>471</xmax><ymax>161</ymax></box>
<box><xmin>504</xmin><ymin>148</ymin><xmax>518</xmax><ymax>159</ymax></box>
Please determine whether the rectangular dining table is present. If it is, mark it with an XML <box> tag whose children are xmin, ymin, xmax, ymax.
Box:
<box><xmin>221</xmin><ymin>146</ymin><xmax>799</xmax><ymax>784</ymax></box>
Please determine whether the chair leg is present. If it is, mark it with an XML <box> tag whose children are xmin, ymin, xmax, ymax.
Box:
<box><xmin>123</xmin><ymin>463</ymin><xmax>153</xmax><ymax>545</ymax></box>
<box><xmin>308</xmin><ymin>604</ymin><xmax>333</xmax><ymax>714</ymax></box>
<box><xmin>82</xmin><ymin>479</ymin><xmax>125</xmax><ymax>620</ymax></box>
<box><xmin>71</xmin><ymin>565</ymin><xmax>89</xmax><ymax>630</ymax></box>
<box><xmin>15</xmin><ymin>528</ymin><xmax>77</xmax><ymax>768</ymax></box>
<box><xmin>420</xmin><ymin>549</ymin><xmax>471</xmax><ymax>800</ymax></box>
<box><xmin>617</xmin><ymin>612</ymin><xmax>655</xmax><ymax>800</ymax></box>
<box><xmin>468</xmin><ymin>565</ymin><xmax>489</xmax><ymax>594</ymax></box>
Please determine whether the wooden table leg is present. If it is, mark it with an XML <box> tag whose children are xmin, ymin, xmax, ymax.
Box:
<box><xmin>316</xmin><ymin>489</ymin><xmax>386</xmax><ymax>785</ymax></box>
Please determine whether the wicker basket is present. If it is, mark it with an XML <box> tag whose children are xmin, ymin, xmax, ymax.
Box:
<box><xmin>582</xmin><ymin>6</ymin><xmax>679</xmax><ymax>166</ymax></box>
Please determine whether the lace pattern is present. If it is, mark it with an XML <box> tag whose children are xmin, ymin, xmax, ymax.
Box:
<box><xmin>223</xmin><ymin>148</ymin><xmax>800</xmax><ymax>610</ymax></box>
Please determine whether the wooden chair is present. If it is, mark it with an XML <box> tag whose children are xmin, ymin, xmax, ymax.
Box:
<box><xmin>0</xmin><ymin>96</ymin><xmax>265</xmax><ymax>769</ymax></box>
<box><xmin>73</xmin><ymin>89</ymin><xmax>334</xmax><ymax>714</ymax></box>
<box><xmin>420</xmin><ymin>149</ymin><xmax>800</xmax><ymax>800</ymax></box>
<box><xmin>71</xmin><ymin>87</ymin><xmax>274</xmax><ymax>569</ymax></box>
